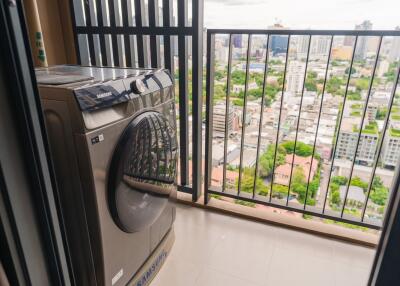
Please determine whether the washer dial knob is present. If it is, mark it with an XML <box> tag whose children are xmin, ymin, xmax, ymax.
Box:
<box><xmin>130</xmin><ymin>79</ymin><xmax>146</xmax><ymax>94</ymax></box>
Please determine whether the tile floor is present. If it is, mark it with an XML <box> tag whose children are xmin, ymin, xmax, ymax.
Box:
<box><xmin>151</xmin><ymin>204</ymin><xmax>375</xmax><ymax>286</ymax></box>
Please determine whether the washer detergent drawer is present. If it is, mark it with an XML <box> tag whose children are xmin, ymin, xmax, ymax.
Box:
<box><xmin>108</xmin><ymin>111</ymin><xmax>178</xmax><ymax>233</ymax></box>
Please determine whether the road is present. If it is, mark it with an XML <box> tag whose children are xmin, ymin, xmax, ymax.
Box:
<box><xmin>316</xmin><ymin>162</ymin><xmax>332</xmax><ymax>209</ymax></box>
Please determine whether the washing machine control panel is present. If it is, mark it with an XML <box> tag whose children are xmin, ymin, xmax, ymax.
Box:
<box><xmin>130</xmin><ymin>79</ymin><xmax>146</xmax><ymax>94</ymax></box>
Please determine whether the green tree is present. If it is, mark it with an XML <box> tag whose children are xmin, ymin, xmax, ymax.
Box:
<box><xmin>345</xmin><ymin>67</ymin><xmax>356</xmax><ymax>75</ymax></box>
<box><xmin>376</xmin><ymin>108</ymin><xmax>387</xmax><ymax>120</ymax></box>
<box><xmin>330</xmin><ymin>189</ymin><xmax>341</xmax><ymax>205</ymax></box>
<box><xmin>258</xmin><ymin>145</ymin><xmax>286</xmax><ymax>177</ymax></box>
<box><xmin>355</xmin><ymin>77</ymin><xmax>370</xmax><ymax>91</ymax></box>
<box><xmin>237</xmin><ymin>168</ymin><xmax>269</xmax><ymax>196</ymax></box>
<box><xmin>347</xmin><ymin>91</ymin><xmax>361</xmax><ymax>100</ymax></box>
<box><xmin>281</xmin><ymin>141</ymin><xmax>314</xmax><ymax>156</ymax></box>
<box><xmin>233</xmin><ymin>99</ymin><xmax>243</xmax><ymax>106</ymax></box>
<box><xmin>214</xmin><ymin>69</ymin><xmax>227</xmax><ymax>81</ymax></box>
<box><xmin>326</xmin><ymin>76</ymin><xmax>345</xmax><ymax>95</ymax></box>
<box><xmin>370</xmin><ymin>187</ymin><xmax>388</xmax><ymax>206</ymax></box>
<box><xmin>231</xmin><ymin>70</ymin><xmax>246</xmax><ymax>85</ymax></box>
<box><xmin>272</xmin><ymin>184</ymin><xmax>289</xmax><ymax>199</ymax></box>
<box><xmin>370</xmin><ymin>177</ymin><xmax>389</xmax><ymax>206</ymax></box>
<box><xmin>290</xmin><ymin>166</ymin><xmax>307</xmax><ymax>199</ymax></box>
<box><xmin>213</xmin><ymin>84</ymin><xmax>226</xmax><ymax>103</ymax></box>
<box><xmin>305</xmin><ymin>78</ymin><xmax>317</xmax><ymax>92</ymax></box>
<box><xmin>350</xmin><ymin>176</ymin><xmax>368</xmax><ymax>191</ymax></box>
<box><xmin>331</xmin><ymin>176</ymin><xmax>348</xmax><ymax>186</ymax></box>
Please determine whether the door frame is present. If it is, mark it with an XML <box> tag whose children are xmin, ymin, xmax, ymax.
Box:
<box><xmin>0</xmin><ymin>1</ymin><xmax>71</xmax><ymax>285</ymax></box>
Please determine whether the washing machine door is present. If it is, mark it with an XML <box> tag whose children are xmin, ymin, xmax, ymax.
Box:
<box><xmin>108</xmin><ymin>111</ymin><xmax>177</xmax><ymax>233</ymax></box>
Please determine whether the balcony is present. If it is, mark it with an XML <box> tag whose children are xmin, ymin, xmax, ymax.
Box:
<box><xmin>21</xmin><ymin>0</ymin><xmax>400</xmax><ymax>284</ymax></box>
<box><xmin>152</xmin><ymin>205</ymin><xmax>374</xmax><ymax>286</ymax></box>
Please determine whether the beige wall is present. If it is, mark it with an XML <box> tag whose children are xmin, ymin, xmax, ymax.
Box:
<box><xmin>24</xmin><ymin>0</ymin><xmax>76</xmax><ymax>66</ymax></box>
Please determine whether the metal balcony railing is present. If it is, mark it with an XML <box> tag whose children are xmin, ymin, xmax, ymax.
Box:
<box><xmin>205</xmin><ymin>29</ymin><xmax>400</xmax><ymax>229</ymax></box>
<box><xmin>68</xmin><ymin>1</ymin><xmax>400</xmax><ymax>230</ymax></box>
<box><xmin>69</xmin><ymin>0</ymin><xmax>204</xmax><ymax>200</ymax></box>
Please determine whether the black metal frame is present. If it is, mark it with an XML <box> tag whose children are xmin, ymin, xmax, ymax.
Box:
<box><xmin>0</xmin><ymin>1</ymin><xmax>71</xmax><ymax>284</ymax></box>
<box><xmin>204</xmin><ymin>29</ymin><xmax>400</xmax><ymax>230</ymax></box>
<box><xmin>69</xmin><ymin>0</ymin><xmax>203</xmax><ymax>201</ymax></box>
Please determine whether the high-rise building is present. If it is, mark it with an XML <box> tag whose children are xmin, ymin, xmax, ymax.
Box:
<box><xmin>354</xmin><ymin>20</ymin><xmax>373</xmax><ymax>60</ymax></box>
<box><xmin>296</xmin><ymin>36</ymin><xmax>309</xmax><ymax>55</ymax></box>
<box><xmin>213</xmin><ymin>104</ymin><xmax>235</xmax><ymax>137</ymax></box>
<box><xmin>233</xmin><ymin>34</ymin><xmax>243</xmax><ymax>49</ymax></box>
<box><xmin>268</xmin><ymin>23</ymin><xmax>288</xmax><ymax>54</ymax></box>
<box><xmin>389</xmin><ymin>26</ymin><xmax>400</xmax><ymax>61</ymax></box>
<box><xmin>377</xmin><ymin>60</ymin><xmax>390</xmax><ymax>77</ymax></box>
<box><xmin>286</xmin><ymin>61</ymin><xmax>306</xmax><ymax>94</ymax></box>
<box><xmin>311</xmin><ymin>36</ymin><xmax>330</xmax><ymax>56</ymax></box>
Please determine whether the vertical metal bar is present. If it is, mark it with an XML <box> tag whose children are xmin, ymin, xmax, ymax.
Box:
<box><xmin>178</xmin><ymin>0</ymin><xmax>188</xmax><ymax>28</ymax></box>
<box><xmin>95</xmin><ymin>0</ymin><xmax>107</xmax><ymax>65</ymax></box>
<box><xmin>121</xmin><ymin>0</ymin><xmax>132</xmax><ymax>67</ymax></box>
<box><xmin>69</xmin><ymin>0</ymin><xmax>81</xmax><ymax>64</ymax></box>
<box><xmin>286</xmin><ymin>35</ymin><xmax>312</xmax><ymax>206</ymax></box>
<box><xmin>361</xmin><ymin>62</ymin><xmax>400</xmax><ymax>221</ymax></box>
<box><xmin>149</xmin><ymin>0</ymin><xmax>161</xmax><ymax>67</ymax></box>
<box><xmin>107</xmin><ymin>0</ymin><xmax>119</xmax><ymax>66</ymax></box>
<box><xmin>177</xmin><ymin>0</ymin><xmax>189</xmax><ymax>186</ymax></box>
<box><xmin>237</xmin><ymin>34</ymin><xmax>253</xmax><ymax>196</ymax></box>
<box><xmin>304</xmin><ymin>36</ymin><xmax>334</xmax><ymax>209</ymax></box>
<box><xmin>270</xmin><ymin>35</ymin><xmax>291</xmax><ymax>202</ymax></box>
<box><xmin>83</xmin><ymin>0</ymin><xmax>96</xmax><ymax>65</ymax></box>
<box><xmin>222</xmin><ymin>34</ymin><xmax>233</xmax><ymax>192</ymax></box>
<box><xmin>134</xmin><ymin>0</ymin><xmax>146</xmax><ymax>67</ymax></box>
<box><xmin>204</xmin><ymin>32</ymin><xmax>216</xmax><ymax>204</ymax></box>
<box><xmin>191</xmin><ymin>0</ymin><xmax>204</xmax><ymax>201</ymax></box>
<box><xmin>252</xmin><ymin>35</ymin><xmax>270</xmax><ymax>199</ymax></box>
<box><xmin>341</xmin><ymin>36</ymin><xmax>383</xmax><ymax>218</ymax></box>
<box><xmin>322</xmin><ymin>36</ymin><xmax>358</xmax><ymax>213</ymax></box>
<box><xmin>163</xmin><ymin>0</ymin><xmax>174</xmax><ymax>74</ymax></box>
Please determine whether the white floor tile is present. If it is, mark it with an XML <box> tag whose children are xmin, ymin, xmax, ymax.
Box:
<box><xmin>151</xmin><ymin>206</ymin><xmax>374</xmax><ymax>286</ymax></box>
<box><xmin>195</xmin><ymin>267</ymin><xmax>263</xmax><ymax>286</ymax></box>
<box><xmin>150</xmin><ymin>255</ymin><xmax>201</xmax><ymax>286</ymax></box>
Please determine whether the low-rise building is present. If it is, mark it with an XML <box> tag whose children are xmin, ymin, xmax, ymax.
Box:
<box><xmin>274</xmin><ymin>154</ymin><xmax>318</xmax><ymax>186</ymax></box>
<box><xmin>335</xmin><ymin>121</ymin><xmax>379</xmax><ymax>166</ymax></box>
<box><xmin>381</xmin><ymin>123</ymin><xmax>400</xmax><ymax>168</ymax></box>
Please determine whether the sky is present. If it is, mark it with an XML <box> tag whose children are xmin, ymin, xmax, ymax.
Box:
<box><xmin>203</xmin><ymin>0</ymin><xmax>400</xmax><ymax>30</ymax></box>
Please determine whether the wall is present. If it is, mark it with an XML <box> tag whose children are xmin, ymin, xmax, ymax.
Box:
<box><xmin>24</xmin><ymin>0</ymin><xmax>76</xmax><ymax>66</ymax></box>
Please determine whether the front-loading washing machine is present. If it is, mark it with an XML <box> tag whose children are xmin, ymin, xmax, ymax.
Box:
<box><xmin>35</xmin><ymin>65</ymin><xmax>177</xmax><ymax>286</ymax></box>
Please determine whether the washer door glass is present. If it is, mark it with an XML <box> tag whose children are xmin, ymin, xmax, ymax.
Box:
<box><xmin>108</xmin><ymin>111</ymin><xmax>177</xmax><ymax>233</ymax></box>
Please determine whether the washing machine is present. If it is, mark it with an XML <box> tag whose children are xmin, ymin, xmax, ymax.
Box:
<box><xmin>35</xmin><ymin>65</ymin><xmax>177</xmax><ymax>286</ymax></box>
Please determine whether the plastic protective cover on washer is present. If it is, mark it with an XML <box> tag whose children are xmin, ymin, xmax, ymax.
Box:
<box><xmin>35</xmin><ymin>65</ymin><xmax>174</xmax><ymax>112</ymax></box>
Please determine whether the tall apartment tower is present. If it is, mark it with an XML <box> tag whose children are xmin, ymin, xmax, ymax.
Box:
<box><xmin>389</xmin><ymin>26</ymin><xmax>400</xmax><ymax>61</ymax></box>
<box><xmin>355</xmin><ymin>20</ymin><xmax>373</xmax><ymax>60</ymax></box>
<box><xmin>213</xmin><ymin>104</ymin><xmax>235</xmax><ymax>137</ymax></box>
<box><xmin>286</xmin><ymin>61</ymin><xmax>306</xmax><ymax>94</ymax></box>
